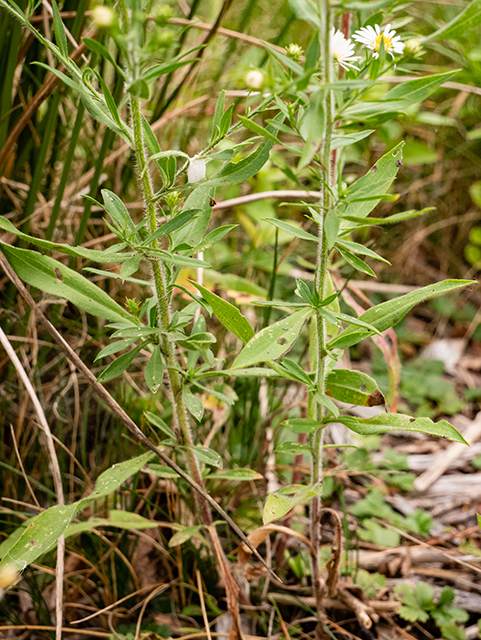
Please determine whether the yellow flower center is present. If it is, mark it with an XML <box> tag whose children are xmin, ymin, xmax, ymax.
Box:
<box><xmin>374</xmin><ymin>33</ymin><xmax>393</xmax><ymax>52</ymax></box>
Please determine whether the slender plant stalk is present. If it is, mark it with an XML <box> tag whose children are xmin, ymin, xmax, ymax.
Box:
<box><xmin>310</xmin><ymin>0</ymin><xmax>334</xmax><ymax>626</ymax></box>
<box><xmin>117</xmin><ymin>0</ymin><xmax>211</xmax><ymax>523</ymax></box>
<box><xmin>129</xmin><ymin>96</ymin><xmax>211</xmax><ymax>522</ymax></box>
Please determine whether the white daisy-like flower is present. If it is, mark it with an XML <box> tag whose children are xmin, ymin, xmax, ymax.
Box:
<box><xmin>330</xmin><ymin>28</ymin><xmax>360</xmax><ymax>71</ymax></box>
<box><xmin>352</xmin><ymin>23</ymin><xmax>405</xmax><ymax>58</ymax></box>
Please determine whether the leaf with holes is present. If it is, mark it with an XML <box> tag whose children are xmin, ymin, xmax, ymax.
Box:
<box><xmin>326</xmin><ymin>370</ymin><xmax>385</xmax><ymax>407</ymax></box>
<box><xmin>231</xmin><ymin>308</ymin><xmax>313</xmax><ymax>369</ymax></box>
<box><xmin>328</xmin><ymin>414</ymin><xmax>467</xmax><ymax>444</ymax></box>
<box><xmin>263</xmin><ymin>484</ymin><xmax>322</xmax><ymax>524</ymax></box>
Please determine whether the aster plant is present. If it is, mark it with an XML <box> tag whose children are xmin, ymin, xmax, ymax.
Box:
<box><xmin>0</xmin><ymin>0</ymin><xmax>475</xmax><ymax>638</ymax></box>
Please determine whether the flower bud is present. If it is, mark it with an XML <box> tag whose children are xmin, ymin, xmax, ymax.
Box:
<box><xmin>285</xmin><ymin>43</ymin><xmax>303</xmax><ymax>61</ymax></box>
<box><xmin>404</xmin><ymin>38</ymin><xmax>423</xmax><ymax>57</ymax></box>
<box><xmin>245</xmin><ymin>70</ymin><xmax>264</xmax><ymax>90</ymax></box>
<box><xmin>188</xmin><ymin>157</ymin><xmax>206</xmax><ymax>183</ymax></box>
<box><xmin>154</xmin><ymin>4</ymin><xmax>173</xmax><ymax>26</ymax></box>
<box><xmin>90</xmin><ymin>6</ymin><xmax>116</xmax><ymax>30</ymax></box>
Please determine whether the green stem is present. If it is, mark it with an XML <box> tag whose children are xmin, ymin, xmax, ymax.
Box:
<box><xmin>310</xmin><ymin>0</ymin><xmax>334</xmax><ymax>625</ymax></box>
<box><xmin>130</xmin><ymin>95</ymin><xmax>211</xmax><ymax>523</ymax></box>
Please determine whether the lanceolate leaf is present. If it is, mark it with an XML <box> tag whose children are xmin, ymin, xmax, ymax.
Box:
<box><xmin>1</xmin><ymin>244</ymin><xmax>135</xmax><ymax>324</ymax></box>
<box><xmin>326</xmin><ymin>369</ymin><xmax>385</xmax><ymax>407</ymax></box>
<box><xmin>342</xmin><ymin>141</ymin><xmax>404</xmax><ymax>224</ymax></box>
<box><xmin>380</xmin><ymin>71</ymin><xmax>458</xmax><ymax>107</ymax></box>
<box><xmin>0</xmin><ymin>216</ymin><xmax>130</xmax><ymax>263</ymax></box>
<box><xmin>193</xmin><ymin>283</ymin><xmax>255</xmax><ymax>344</ymax></box>
<box><xmin>328</xmin><ymin>279</ymin><xmax>474</xmax><ymax>350</ymax></box>
<box><xmin>0</xmin><ymin>453</ymin><xmax>154</xmax><ymax>573</ymax></box>
<box><xmin>429</xmin><ymin>0</ymin><xmax>481</xmax><ymax>40</ymax></box>
<box><xmin>266</xmin><ymin>219</ymin><xmax>317</xmax><ymax>242</ymax></box>
<box><xmin>330</xmin><ymin>414</ymin><xmax>468</xmax><ymax>445</ymax></box>
<box><xmin>231</xmin><ymin>308</ymin><xmax>313</xmax><ymax>369</ymax></box>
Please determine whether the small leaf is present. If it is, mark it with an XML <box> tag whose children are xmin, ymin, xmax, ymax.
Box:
<box><xmin>282</xmin><ymin>418</ymin><xmax>323</xmax><ymax>433</ymax></box>
<box><xmin>182</xmin><ymin>387</ymin><xmax>204</xmax><ymax>422</ymax></box>
<box><xmin>144</xmin><ymin>347</ymin><xmax>164</xmax><ymax>392</ymax></box>
<box><xmin>275</xmin><ymin>441</ymin><xmax>311</xmax><ymax>455</ymax></box>
<box><xmin>263</xmin><ymin>484</ymin><xmax>322</xmax><ymax>524</ymax></box>
<box><xmin>120</xmin><ymin>254</ymin><xmax>140</xmax><ymax>280</ymax></box>
<box><xmin>338</xmin><ymin>247</ymin><xmax>376</xmax><ymax>277</ymax></box>
<box><xmin>97</xmin><ymin>344</ymin><xmax>143</xmax><ymax>383</ymax></box>
<box><xmin>193</xmin><ymin>283</ymin><xmax>254</xmax><ymax>345</ymax></box>
<box><xmin>186</xmin><ymin>445</ymin><xmax>222</xmax><ymax>468</ymax></box>
<box><xmin>205</xmin><ymin>468</ymin><xmax>263</xmax><ymax>481</ymax></box>
<box><xmin>266</xmin><ymin>219</ymin><xmax>317</xmax><ymax>242</ymax></box>
<box><xmin>169</xmin><ymin>525</ymin><xmax>204</xmax><ymax>547</ymax></box>
<box><xmin>238</xmin><ymin>115</ymin><xmax>281</xmax><ymax>144</ymax></box>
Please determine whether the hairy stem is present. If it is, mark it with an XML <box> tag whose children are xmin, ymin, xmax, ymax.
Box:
<box><xmin>310</xmin><ymin>0</ymin><xmax>334</xmax><ymax>626</ymax></box>
<box><xmin>130</xmin><ymin>95</ymin><xmax>211</xmax><ymax>523</ymax></box>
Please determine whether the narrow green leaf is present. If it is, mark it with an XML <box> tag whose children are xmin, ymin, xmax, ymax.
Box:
<box><xmin>336</xmin><ymin>239</ymin><xmax>390</xmax><ymax>264</ymax></box>
<box><xmin>66</xmin><ymin>510</ymin><xmax>158</xmax><ymax>537</ymax></box>
<box><xmin>186</xmin><ymin>445</ymin><xmax>222</xmax><ymax>468</ymax></box>
<box><xmin>94</xmin><ymin>338</ymin><xmax>138</xmax><ymax>361</ymax></box>
<box><xmin>83</xmin><ymin>38</ymin><xmax>125</xmax><ymax>76</ymax></box>
<box><xmin>143</xmin><ymin>209</ymin><xmax>198</xmax><ymax>244</ymax></box>
<box><xmin>331</xmin><ymin>129</ymin><xmax>375</xmax><ymax>150</ymax></box>
<box><xmin>342</xmin><ymin>141</ymin><xmax>404</xmax><ymax>224</ymax></box>
<box><xmin>205</xmin><ymin>468</ymin><xmax>263</xmax><ymax>481</ymax></box>
<box><xmin>193</xmin><ymin>225</ymin><xmax>237</xmax><ymax>253</ymax></box>
<box><xmin>145</xmin><ymin>347</ymin><xmax>164</xmax><ymax>392</ymax></box>
<box><xmin>381</xmin><ymin>71</ymin><xmax>459</xmax><ymax>106</ymax></box>
<box><xmin>182</xmin><ymin>387</ymin><xmax>204</xmax><ymax>422</ymax></box>
<box><xmin>328</xmin><ymin>280</ymin><xmax>475</xmax><ymax>350</ymax></box>
<box><xmin>97</xmin><ymin>344</ymin><xmax>143</xmax><ymax>383</ymax></box>
<box><xmin>144</xmin><ymin>412</ymin><xmax>176</xmax><ymax>439</ymax></box>
<box><xmin>275</xmin><ymin>441</ymin><xmax>311</xmax><ymax>455</ymax></box>
<box><xmin>102</xmin><ymin>189</ymin><xmax>136</xmax><ymax>233</ymax></box>
<box><xmin>193</xmin><ymin>282</ymin><xmax>255</xmax><ymax>344</ymax></box>
<box><xmin>238</xmin><ymin>115</ymin><xmax>280</xmax><ymax>144</ymax></box>
<box><xmin>314</xmin><ymin>392</ymin><xmax>340</xmax><ymax>417</ymax></box>
<box><xmin>344</xmin><ymin>208</ymin><xmax>434</xmax><ymax>226</ymax></box>
<box><xmin>282</xmin><ymin>418</ymin><xmax>323</xmax><ymax>433</ymax></box>
<box><xmin>338</xmin><ymin>247</ymin><xmax>376</xmax><ymax>277</ymax></box>
<box><xmin>51</xmin><ymin>0</ymin><xmax>68</xmax><ymax>58</ymax></box>
<box><xmin>169</xmin><ymin>525</ymin><xmax>203</xmax><ymax>547</ymax></box>
<box><xmin>331</xmin><ymin>414</ymin><xmax>468</xmax><ymax>444</ymax></box>
<box><xmin>120</xmin><ymin>254</ymin><xmax>141</xmax><ymax>280</ymax></box>
<box><xmin>211</xmin><ymin>90</ymin><xmax>226</xmax><ymax>143</ymax></box>
<box><xmin>231</xmin><ymin>308</ymin><xmax>313</xmax><ymax>370</ymax></box>
<box><xmin>266</xmin><ymin>219</ymin><xmax>317</xmax><ymax>242</ymax></box>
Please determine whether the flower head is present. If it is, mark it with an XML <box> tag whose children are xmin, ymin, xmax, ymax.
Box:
<box><xmin>90</xmin><ymin>6</ymin><xmax>116</xmax><ymax>29</ymax></box>
<box><xmin>330</xmin><ymin>28</ymin><xmax>360</xmax><ymax>71</ymax></box>
<box><xmin>352</xmin><ymin>24</ymin><xmax>404</xmax><ymax>58</ymax></box>
<box><xmin>245</xmin><ymin>70</ymin><xmax>264</xmax><ymax>90</ymax></box>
